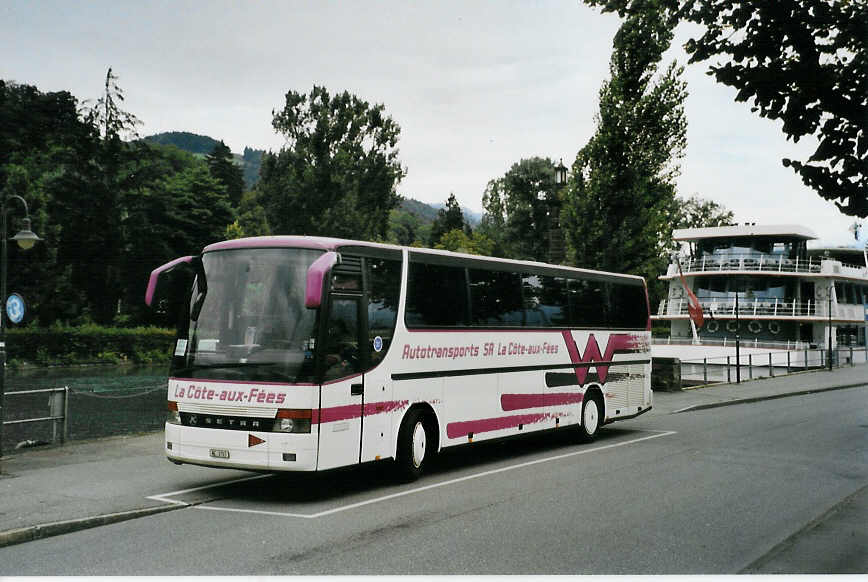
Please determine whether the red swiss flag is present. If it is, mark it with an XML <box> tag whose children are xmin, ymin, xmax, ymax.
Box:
<box><xmin>677</xmin><ymin>259</ymin><xmax>704</xmax><ymax>329</ymax></box>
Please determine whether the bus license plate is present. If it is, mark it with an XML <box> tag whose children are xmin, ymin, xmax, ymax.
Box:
<box><xmin>209</xmin><ymin>448</ymin><xmax>230</xmax><ymax>459</ymax></box>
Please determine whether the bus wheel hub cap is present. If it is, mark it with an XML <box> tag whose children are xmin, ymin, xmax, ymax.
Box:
<box><xmin>412</xmin><ymin>422</ymin><xmax>426</xmax><ymax>467</ymax></box>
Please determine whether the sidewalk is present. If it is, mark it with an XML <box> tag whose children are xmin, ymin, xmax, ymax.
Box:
<box><xmin>1</xmin><ymin>365</ymin><xmax>865</xmax><ymax>548</ymax></box>
<box><xmin>651</xmin><ymin>363</ymin><xmax>867</xmax><ymax>414</ymax></box>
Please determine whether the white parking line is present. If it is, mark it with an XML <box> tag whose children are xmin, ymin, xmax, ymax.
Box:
<box><xmin>150</xmin><ymin>429</ymin><xmax>676</xmax><ymax>519</ymax></box>
<box><xmin>671</xmin><ymin>405</ymin><xmax>699</xmax><ymax>414</ymax></box>
<box><xmin>146</xmin><ymin>473</ymin><xmax>273</xmax><ymax>506</ymax></box>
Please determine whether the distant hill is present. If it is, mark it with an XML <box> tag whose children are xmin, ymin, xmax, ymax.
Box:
<box><xmin>400</xmin><ymin>198</ymin><xmax>440</xmax><ymax>223</ymax></box>
<box><xmin>143</xmin><ymin>131</ymin><xmax>219</xmax><ymax>155</ymax></box>
<box><xmin>142</xmin><ymin>131</ymin><xmax>265</xmax><ymax>189</ymax></box>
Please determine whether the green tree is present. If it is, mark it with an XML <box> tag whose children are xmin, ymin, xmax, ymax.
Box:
<box><xmin>564</xmin><ymin>2</ymin><xmax>687</xmax><ymax>305</ymax></box>
<box><xmin>589</xmin><ymin>0</ymin><xmax>867</xmax><ymax>217</ymax></box>
<box><xmin>120</xmin><ymin>151</ymin><xmax>236</xmax><ymax>323</ymax></box>
<box><xmin>83</xmin><ymin>67</ymin><xmax>141</xmax><ymax>141</ymax></box>
<box><xmin>481</xmin><ymin>157</ymin><xmax>558</xmax><ymax>262</ymax></box>
<box><xmin>224</xmin><ymin>220</ymin><xmax>245</xmax><ymax>240</ymax></box>
<box><xmin>0</xmin><ymin>80</ymin><xmax>96</xmax><ymax>325</ymax></box>
<box><xmin>235</xmin><ymin>190</ymin><xmax>271</xmax><ymax>238</ymax></box>
<box><xmin>665</xmin><ymin>195</ymin><xmax>736</xmax><ymax>257</ymax></box>
<box><xmin>53</xmin><ymin>67</ymin><xmax>146</xmax><ymax>324</ymax></box>
<box><xmin>429</xmin><ymin>193</ymin><xmax>468</xmax><ymax>247</ymax></box>
<box><xmin>1</xmin><ymin>77</ymin><xmax>240</xmax><ymax>327</ymax></box>
<box><xmin>681</xmin><ymin>0</ymin><xmax>867</xmax><ymax>217</ymax></box>
<box><xmin>206</xmin><ymin>140</ymin><xmax>245</xmax><ymax>207</ymax></box>
<box><xmin>257</xmin><ymin>86</ymin><xmax>405</xmax><ymax>240</ymax></box>
<box><xmin>674</xmin><ymin>195</ymin><xmax>735</xmax><ymax>231</ymax></box>
<box><xmin>388</xmin><ymin>207</ymin><xmax>426</xmax><ymax>246</ymax></box>
<box><xmin>435</xmin><ymin>229</ymin><xmax>496</xmax><ymax>256</ymax></box>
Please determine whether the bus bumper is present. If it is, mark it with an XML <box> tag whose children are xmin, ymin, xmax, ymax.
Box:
<box><xmin>165</xmin><ymin>423</ymin><xmax>317</xmax><ymax>471</ymax></box>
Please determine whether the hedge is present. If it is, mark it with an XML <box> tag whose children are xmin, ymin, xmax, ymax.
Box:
<box><xmin>5</xmin><ymin>325</ymin><xmax>176</xmax><ymax>367</ymax></box>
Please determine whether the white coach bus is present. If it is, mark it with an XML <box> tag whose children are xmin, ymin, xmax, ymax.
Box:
<box><xmin>146</xmin><ymin>236</ymin><xmax>652</xmax><ymax>480</ymax></box>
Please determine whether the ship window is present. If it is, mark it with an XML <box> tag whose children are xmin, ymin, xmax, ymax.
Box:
<box><xmin>696</xmin><ymin>277</ymin><xmax>727</xmax><ymax>299</ymax></box>
<box><xmin>771</xmin><ymin>242</ymin><xmax>793</xmax><ymax>257</ymax></box>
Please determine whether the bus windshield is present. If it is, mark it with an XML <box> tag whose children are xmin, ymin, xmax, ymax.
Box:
<box><xmin>172</xmin><ymin>248</ymin><xmax>322</xmax><ymax>383</ymax></box>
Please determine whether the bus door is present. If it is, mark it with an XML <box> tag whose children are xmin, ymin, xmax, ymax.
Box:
<box><xmin>359</xmin><ymin>256</ymin><xmax>402</xmax><ymax>463</ymax></box>
<box><xmin>317</xmin><ymin>295</ymin><xmax>364</xmax><ymax>470</ymax></box>
<box><xmin>359</xmin><ymin>337</ymin><xmax>392</xmax><ymax>464</ymax></box>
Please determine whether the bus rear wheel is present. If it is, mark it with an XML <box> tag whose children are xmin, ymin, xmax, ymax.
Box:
<box><xmin>577</xmin><ymin>393</ymin><xmax>602</xmax><ymax>442</ymax></box>
<box><xmin>395</xmin><ymin>409</ymin><xmax>432</xmax><ymax>481</ymax></box>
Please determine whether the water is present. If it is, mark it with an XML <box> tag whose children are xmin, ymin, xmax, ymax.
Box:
<box><xmin>3</xmin><ymin>364</ymin><xmax>170</xmax><ymax>449</ymax></box>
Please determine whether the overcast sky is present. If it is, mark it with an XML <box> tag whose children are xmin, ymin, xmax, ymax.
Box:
<box><xmin>2</xmin><ymin>0</ymin><xmax>863</xmax><ymax>247</ymax></box>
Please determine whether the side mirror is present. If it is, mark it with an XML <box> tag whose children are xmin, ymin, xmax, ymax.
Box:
<box><xmin>145</xmin><ymin>256</ymin><xmax>194</xmax><ymax>307</ymax></box>
<box><xmin>305</xmin><ymin>252</ymin><xmax>339</xmax><ymax>309</ymax></box>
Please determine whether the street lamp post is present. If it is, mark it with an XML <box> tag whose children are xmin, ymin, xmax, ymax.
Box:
<box><xmin>0</xmin><ymin>194</ymin><xmax>42</xmax><ymax>461</ymax></box>
<box><xmin>735</xmin><ymin>283</ymin><xmax>741</xmax><ymax>384</ymax></box>
<box><xmin>547</xmin><ymin>159</ymin><xmax>568</xmax><ymax>264</ymax></box>
<box><xmin>828</xmin><ymin>280</ymin><xmax>834</xmax><ymax>371</ymax></box>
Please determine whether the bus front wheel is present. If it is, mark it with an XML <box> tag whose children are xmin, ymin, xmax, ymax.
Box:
<box><xmin>396</xmin><ymin>409</ymin><xmax>432</xmax><ymax>481</ymax></box>
<box><xmin>577</xmin><ymin>393</ymin><xmax>602</xmax><ymax>442</ymax></box>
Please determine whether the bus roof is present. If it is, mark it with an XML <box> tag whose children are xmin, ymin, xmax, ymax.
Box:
<box><xmin>203</xmin><ymin>235</ymin><xmax>400</xmax><ymax>253</ymax></box>
<box><xmin>203</xmin><ymin>236</ymin><xmax>645</xmax><ymax>283</ymax></box>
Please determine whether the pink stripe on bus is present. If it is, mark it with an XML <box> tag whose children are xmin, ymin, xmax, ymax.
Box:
<box><xmin>313</xmin><ymin>400</ymin><xmax>409</xmax><ymax>424</ymax></box>
<box><xmin>500</xmin><ymin>392</ymin><xmax>583</xmax><ymax>411</ymax></box>
<box><xmin>446</xmin><ymin>413</ymin><xmax>555</xmax><ymax>439</ymax></box>
<box><xmin>314</xmin><ymin>404</ymin><xmax>361</xmax><ymax>424</ymax></box>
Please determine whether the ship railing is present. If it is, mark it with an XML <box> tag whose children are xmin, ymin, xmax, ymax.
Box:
<box><xmin>677</xmin><ymin>254</ymin><xmax>828</xmax><ymax>274</ymax></box>
<box><xmin>652</xmin><ymin>337</ymin><xmax>812</xmax><ymax>350</ymax></box>
<box><xmin>657</xmin><ymin>298</ymin><xmax>820</xmax><ymax>318</ymax></box>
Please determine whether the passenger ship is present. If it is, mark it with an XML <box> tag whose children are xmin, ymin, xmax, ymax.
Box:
<box><xmin>653</xmin><ymin>224</ymin><xmax>868</xmax><ymax>366</ymax></box>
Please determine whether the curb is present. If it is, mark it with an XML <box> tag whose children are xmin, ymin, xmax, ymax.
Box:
<box><xmin>672</xmin><ymin>382</ymin><xmax>867</xmax><ymax>414</ymax></box>
<box><xmin>0</xmin><ymin>503</ymin><xmax>185</xmax><ymax>549</ymax></box>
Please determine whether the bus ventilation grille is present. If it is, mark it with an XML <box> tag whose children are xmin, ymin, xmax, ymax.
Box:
<box><xmin>334</xmin><ymin>255</ymin><xmax>362</xmax><ymax>275</ymax></box>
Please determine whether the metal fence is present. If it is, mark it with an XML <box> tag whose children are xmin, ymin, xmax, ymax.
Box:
<box><xmin>2</xmin><ymin>366</ymin><xmax>168</xmax><ymax>451</ymax></box>
<box><xmin>678</xmin><ymin>346</ymin><xmax>868</xmax><ymax>388</ymax></box>
<box><xmin>3</xmin><ymin>387</ymin><xmax>69</xmax><ymax>447</ymax></box>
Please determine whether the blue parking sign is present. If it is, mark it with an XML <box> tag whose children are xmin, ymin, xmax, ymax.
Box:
<box><xmin>6</xmin><ymin>293</ymin><xmax>25</xmax><ymax>324</ymax></box>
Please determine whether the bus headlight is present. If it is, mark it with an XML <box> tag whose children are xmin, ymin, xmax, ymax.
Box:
<box><xmin>273</xmin><ymin>409</ymin><xmax>312</xmax><ymax>433</ymax></box>
<box><xmin>167</xmin><ymin>401</ymin><xmax>181</xmax><ymax>425</ymax></box>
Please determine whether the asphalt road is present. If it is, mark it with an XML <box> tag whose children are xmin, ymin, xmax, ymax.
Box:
<box><xmin>1</xmin><ymin>386</ymin><xmax>865</xmax><ymax>575</ymax></box>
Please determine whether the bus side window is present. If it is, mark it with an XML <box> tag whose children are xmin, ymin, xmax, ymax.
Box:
<box><xmin>567</xmin><ymin>278</ymin><xmax>607</xmax><ymax>328</ymax></box>
<box><xmin>469</xmin><ymin>268</ymin><xmax>522</xmax><ymax>326</ymax></box>
<box><xmin>406</xmin><ymin>262</ymin><xmax>469</xmax><ymax>327</ymax></box>
<box><xmin>520</xmin><ymin>274</ymin><xmax>569</xmax><ymax>328</ymax></box>
<box><xmin>608</xmin><ymin>282</ymin><xmax>648</xmax><ymax>329</ymax></box>
<box><xmin>367</xmin><ymin>258</ymin><xmax>401</xmax><ymax>366</ymax></box>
